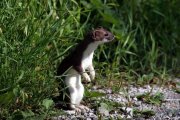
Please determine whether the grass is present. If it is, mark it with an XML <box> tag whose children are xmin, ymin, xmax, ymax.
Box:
<box><xmin>133</xmin><ymin>109</ymin><xmax>155</xmax><ymax>119</ymax></box>
<box><xmin>136</xmin><ymin>92</ymin><xmax>164</xmax><ymax>105</ymax></box>
<box><xmin>0</xmin><ymin>0</ymin><xmax>179</xmax><ymax>119</ymax></box>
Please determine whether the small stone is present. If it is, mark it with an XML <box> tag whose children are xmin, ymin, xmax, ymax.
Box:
<box><xmin>133</xmin><ymin>97</ymin><xmax>138</xmax><ymax>101</ymax></box>
<box><xmin>65</xmin><ymin>110</ymin><xmax>76</xmax><ymax>115</ymax></box>
<box><xmin>89</xmin><ymin>112</ymin><xmax>94</xmax><ymax>117</ymax></box>
<box><xmin>98</xmin><ymin>107</ymin><xmax>109</xmax><ymax>116</ymax></box>
<box><xmin>119</xmin><ymin>92</ymin><xmax>124</xmax><ymax>95</ymax></box>
<box><xmin>86</xmin><ymin>117</ymin><xmax>91</xmax><ymax>120</ymax></box>
<box><xmin>120</xmin><ymin>107</ymin><xmax>133</xmax><ymax>118</ymax></box>
<box><xmin>106</xmin><ymin>89</ymin><xmax>112</xmax><ymax>94</ymax></box>
<box><xmin>146</xmin><ymin>85</ymin><xmax>151</xmax><ymax>90</ymax></box>
<box><xmin>84</xmin><ymin>112</ymin><xmax>88</xmax><ymax>116</ymax></box>
<box><xmin>92</xmin><ymin>86</ymin><xmax>98</xmax><ymax>90</ymax></box>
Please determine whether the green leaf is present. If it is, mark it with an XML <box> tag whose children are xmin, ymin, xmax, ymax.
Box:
<box><xmin>173</xmin><ymin>88</ymin><xmax>180</xmax><ymax>93</ymax></box>
<box><xmin>137</xmin><ymin>92</ymin><xmax>164</xmax><ymax>105</ymax></box>
<box><xmin>42</xmin><ymin>99</ymin><xmax>54</xmax><ymax>110</ymax></box>
<box><xmin>98</xmin><ymin>103</ymin><xmax>109</xmax><ymax>116</ymax></box>
<box><xmin>13</xmin><ymin>85</ymin><xmax>20</xmax><ymax>96</ymax></box>
<box><xmin>90</xmin><ymin>0</ymin><xmax>104</xmax><ymax>8</ymax></box>
<box><xmin>85</xmin><ymin>91</ymin><xmax>106</xmax><ymax>98</ymax></box>
<box><xmin>13</xmin><ymin>110</ymin><xmax>35</xmax><ymax>119</ymax></box>
<box><xmin>21</xmin><ymin>110</ymin><xmax>35</xmax><ymax>118</ymax></box>
<box><xmin>100</xmin><ymin>103</ymin><xmax>109</xmax><ymax>110</ymax></box>
<box><xmin>98</xmin><ymin>102</ymin><xmax>114</xmax><ymax>115</ymax></box>
<box><xmin>134</xmin><ymin>109</ymin><xmax>155</xmax><ymax>118</ymax></box>
<box><xmin>0</xmin><ymin>91</ymin><xmax>14</xmax><ymax>106</ymax></box>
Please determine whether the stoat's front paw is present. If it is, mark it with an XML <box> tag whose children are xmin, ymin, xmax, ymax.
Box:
<box><xmin>90</xmin><ymin>71</ymin><xmax>95</xmax><ymax>80</ymax></box>
<box><xmin>82</xmin><ymin>73</ymin><xmax>91</xmax><ymax>83</ymax></box>
<box><xmin>85</xmin><ymin>75</ymin><xmax>91</xmax><ymax>82</ymax></box>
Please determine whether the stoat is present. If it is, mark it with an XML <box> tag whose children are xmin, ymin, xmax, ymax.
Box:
<box><xmin>56</xmin><ymin>27</ymin><xmax>114</xmax><ymax>112</ymax></box>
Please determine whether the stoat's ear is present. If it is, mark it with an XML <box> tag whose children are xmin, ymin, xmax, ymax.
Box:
<box><xmin>92</xmin><ymin>30</ymin><xmax>96</xmax><ymax>40</ymax></box>
<box><xmin>92</xmin><ymin>30</ymin><xmax>101</xmax><ymax>40</ymax></box>
<box><xmin>92</xmin><ymin>26</ymin><xmax>103</xmax><ymax>40</ymax></box>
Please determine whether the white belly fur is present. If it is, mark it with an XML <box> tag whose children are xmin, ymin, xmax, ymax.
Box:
<box><xmin>64</xmin><ymin>42</ymin><xmax>98</xmax><ymax>107</ymax></box>
<box><xmin>81</xmin><ymin>42</ymin><xmax>98</xmax><ymax>69</ymax></box>
<box><xmin>65</xmin><ymin>69</ymin><xmax>84</xmax><ymax>106</ymax></box>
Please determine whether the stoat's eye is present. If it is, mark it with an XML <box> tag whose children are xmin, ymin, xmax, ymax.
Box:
<box><xmin>104</xmin><ymin>33</ymin><xmax>108</xmax><ymax>36</ymax></box>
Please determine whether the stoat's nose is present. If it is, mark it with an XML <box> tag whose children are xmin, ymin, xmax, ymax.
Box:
<box><xmin>108</xmin><ymin>33</ymin><xmax>115</xmax><ymax>41</ymax></box>
<box><xmin>111</xmin><ymin>34</ymin><xmax>115</xmax><ymax>40</ymax></box>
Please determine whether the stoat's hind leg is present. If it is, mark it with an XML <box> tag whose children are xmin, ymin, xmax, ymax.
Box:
<box><xmin>69</xmin><ymin>105</ymin><xmax>90</xmax><ymax>114</ymax></box>
<box><xmin>65</xmin><ymin>69</ymin><xmax>90</xmax><ymax>114</ymax></box>
<box><xmin>65</xmin><ymin>69</ymin><xmax>83</xmax><ymax>113</ymax></box>
<box><xmin>75</xmin><ymin>81</ymin><xmax>90</xmax><ymax>112</ymax></box>
<box><xmin>68</xmin><ymin>104</ymin><xmax>81</xmax><ymax>113</ymax></box>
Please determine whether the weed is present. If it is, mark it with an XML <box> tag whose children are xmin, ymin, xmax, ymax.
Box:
<box><xmin>133</xmin><ymin>109</ymin><xmax>155</xmax><ymax>119</ymax></box>
<box><xmin>136</xmin><ymin>92</ymin><xmax>164</xmax><ymax>105</ymax></box>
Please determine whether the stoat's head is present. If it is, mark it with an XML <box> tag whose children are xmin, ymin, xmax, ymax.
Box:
<box><xmin>91</xmin><ymin>27</ymin><xmax>114</xmax><ymax>43</ymax></box>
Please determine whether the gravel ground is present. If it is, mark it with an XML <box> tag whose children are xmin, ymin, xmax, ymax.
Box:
<box><xmin>53</xmin><ymin>78</ymin><xmax>180</xmax><ymax>120</ymax></box>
